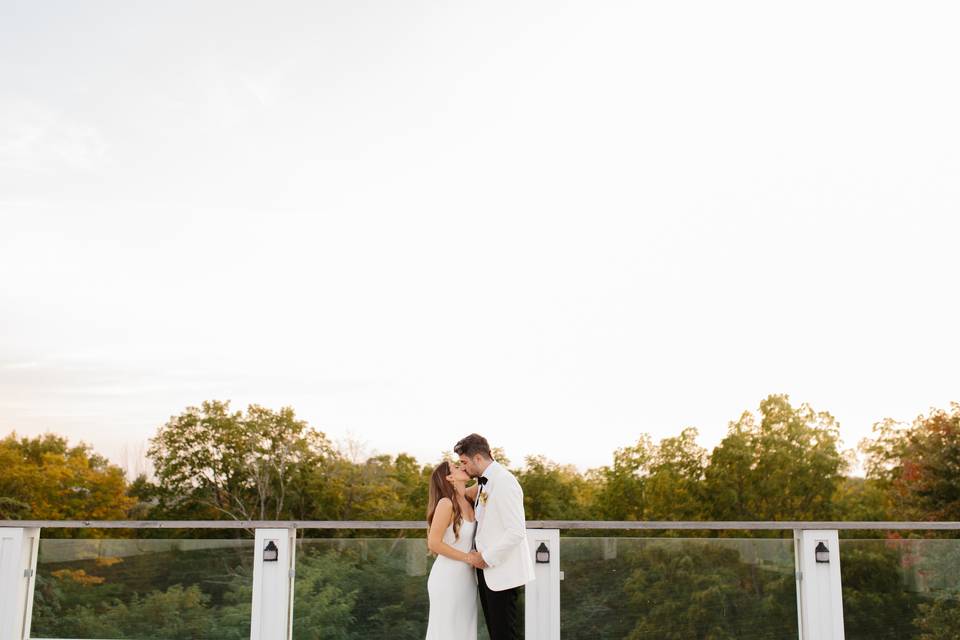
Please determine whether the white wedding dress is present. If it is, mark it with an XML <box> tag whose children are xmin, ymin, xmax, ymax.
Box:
<box><xmin>425</xmin><ymin>518</ymin><xmax>478</xmax><ymax>639</ymax></box>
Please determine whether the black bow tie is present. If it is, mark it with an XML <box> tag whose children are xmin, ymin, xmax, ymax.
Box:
<box><xmin>477</xmin><ymin>476</ymin><xmax>488</xmax><ymax>485</ymax></box>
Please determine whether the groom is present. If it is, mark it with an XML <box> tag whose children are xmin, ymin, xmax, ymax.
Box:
<box><xmin>456</xmin><ymin>433</ymin><xmax>536</xmax><ymax>640</ymax></box>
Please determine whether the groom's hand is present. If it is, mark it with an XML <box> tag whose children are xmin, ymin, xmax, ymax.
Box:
<box><xmin>466</xmin><ymin>551</ymin><xmax>488</xmax><ymax>569</ymax></box>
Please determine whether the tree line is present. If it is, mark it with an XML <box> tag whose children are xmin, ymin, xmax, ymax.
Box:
<box><xmin>7</xmin><ymin>394</ymin><xmax>960</xmax><ymax>639</ymax></box>
<box><xmin>3</xmin><ymin>393</ymin><xmax>958</xmax><ymax>533</ymax></box>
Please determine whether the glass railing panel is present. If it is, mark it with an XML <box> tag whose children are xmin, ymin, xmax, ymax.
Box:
<box><xmin>840</xmin><ymin>537</ymin><xmax>960</xmax><ymax>640</ymax></box>
<box><xmin>30</xmin><ymin>538</ymin><xmax>254</xmax><ymax>639</ymax></box>
<box><xmin>560</xmin><ymin>537</ymin><xmax>799</xmax><ymax>639</ymax></box>
<box><xmin>293</xmin><ymin>537</ymin><xmax>499</xmax><ymax>640</ymax></box>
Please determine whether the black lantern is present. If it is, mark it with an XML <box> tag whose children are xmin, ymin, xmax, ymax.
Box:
<box><xmin>264</xmin><ymin>540</ymin><xmax>279</xmax><ymax>562</ymax></box>
<box><xmin>535</xmin><ymin>542</ymin><xmax>550</xmax><ymax>564</ymax></box>
<box><xmin>815</xmin><ymin>541</ymin><xmax>829</xmax><ymax>564</ymax></box>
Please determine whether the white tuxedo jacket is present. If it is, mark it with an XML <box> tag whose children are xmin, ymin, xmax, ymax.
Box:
<box><xmin>474</xmin><ymin>461</ymin><xmax>536</xmax><ymax>591</ymax></box>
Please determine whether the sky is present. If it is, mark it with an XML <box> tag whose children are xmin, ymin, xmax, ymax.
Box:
<box><xmin>1</xmin><ymin>0</ymin><xmax>958</xmax><ymax>477</ymax></box>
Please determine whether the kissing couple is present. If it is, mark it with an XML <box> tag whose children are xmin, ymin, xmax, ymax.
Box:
<box><xmin>424</xmin><ymin>433</ymin><xmax>536</xmax><ymax>640</ymax></box>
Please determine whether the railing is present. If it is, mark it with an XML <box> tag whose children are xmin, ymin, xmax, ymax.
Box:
<box><xmin>7</xmin><ymin>519</ymin><xmax>960</xmax><ymax>529</ymax></box>
<box><xmin>2</xmin><ymin>521</ymin><xmax>959</xmax><ymax>640</ymax></box>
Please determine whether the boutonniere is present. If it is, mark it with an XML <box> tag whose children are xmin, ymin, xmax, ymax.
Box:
<box><xmin>479</xmin><ymin>492</ymin><xmax>490</xmax><ymax>505</ymax></box>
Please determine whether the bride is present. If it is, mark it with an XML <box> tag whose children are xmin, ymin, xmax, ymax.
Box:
<box><xmin>425</xmin><ymin>460</ymin><xmax>478</xmax><ymax>639</ymax></box>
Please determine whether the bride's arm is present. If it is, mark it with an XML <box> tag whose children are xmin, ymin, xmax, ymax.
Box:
<box><xmin>427</xmin><ymin>498</ymin><xmax>470</xmax><ymax>562</ymax></box>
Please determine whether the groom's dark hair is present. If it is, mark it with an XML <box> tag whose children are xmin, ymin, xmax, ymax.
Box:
<box><xmin>454</xmin><ymin>433</ymin><xmax>492</xmax><ymax>459</ymax></box>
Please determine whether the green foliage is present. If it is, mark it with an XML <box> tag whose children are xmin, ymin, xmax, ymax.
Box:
<box><xmin>147</xmin><ymin>400</ymin><xmax>336</xmax><ymax>521</ymax></box>
<box><xmin>590</xmin><ymin>426</ymin><xmax>711</xmax><ymax>522</ymax></box>
<box><xmin>4</xmin><ymin>393</ymin><xmax>928</xmax><ymax>530</ymax></box>
<box><xmin>832</xmin><ymin>477</ymin><xmax>890</xmax><ymax>524</ymax></box>
<box><xmin>9</xmin><ymin>395</ymin><xmax>960</xmax><ymax>638</ymax></box>
<box><xmin>0</xmin><ymin>432</ymin><xmax>135</xmax><ymax>534</ymax></box>
<box><xmin>517</xmin><ymin>455</ymin><xmax>592</xmax><ymax>520</ymax></box>
<box><xmin>916</xmin><ymin>598</ymin><xmax>960</xmax><ymax>640</ymax></box>
<box><xmin>559</xmin><ymin>538</ymin><xmax>797</xmax><ymax>639</ymax></box>
<box><xmin>840</xmin><ymin>542</ymin><xmax>923</xmax><ymax>639</ymax></box>
<box><xmin>625</xmin><ymin>544</ymin><xmax>796</xmax><ymax>639</ymax></box>
<box><xmin>861</xmin><ymin>403</ymin><xmax>960</xmax><ymax>521</ymax></box>
<box><xmin>90</xmin><ymin>585</ymin><xmax>214</xmax><ymax>639</ymax></box>
<box><xmin>704</xmin><ymin>395</ymin><xmax>846</xmax><ymax>522</ymax></box>
<box><xmin>644</xmin><ymin>427</ymin><xmax>708</xmax><ymax>521</ymax></box>
<box><xmin>32</xmin><ymin>578</ymin><xmax>224</xmax><ymax>639</ymax></box>
<box><xmin>30</xmin><ymin>541</ymin><xmax>254</xmax><ymax>638</ymax></box>
<box><xmin>314</xmin><ymin>453</ymin><xmax>431</xmax><ymax>522</ymax></box>
<box><xmin>0</xmin><ymin>495</ymin><xmax>30</xmax><ymax>518</ymax></box>
<box><xmin>592</xmin><ymin>434</ymin><xmax>654</xmax><ymax>520</ymax></box>
<box><xmin>291</xmin><ymin>550</ymin><xmax>359</xmax><ymax>640</ymax></box>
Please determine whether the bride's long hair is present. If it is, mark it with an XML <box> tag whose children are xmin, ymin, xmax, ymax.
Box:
<box><xmin>427</xmin><ymin>461</ymin><xmax>464</xmax><ymax>542</ymax></box>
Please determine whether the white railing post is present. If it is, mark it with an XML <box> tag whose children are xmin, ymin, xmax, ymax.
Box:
<box><xmin>0</xmin><ymin>527</ymin><xmax>40</xmax><ymax>640</ymax></box>
<box><xmin>794</xmin><ymin>529</ymin><xmax>845</xmax><ymax>640</ymax></box>
<box><xmin>250</xmin><ymin>528</ymin><xmax>296</xmax><ymax>640</ymax></box>
<box><xmin>525</xmin><ymin>528</ymin><xmax>560</xmax><ymax>640</ymax></box>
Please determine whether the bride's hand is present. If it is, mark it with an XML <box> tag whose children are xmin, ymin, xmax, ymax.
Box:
<box><xmin>446</xmin><ymin>474</ymin><xmax>466</xmax><ymax>496</ymax></box>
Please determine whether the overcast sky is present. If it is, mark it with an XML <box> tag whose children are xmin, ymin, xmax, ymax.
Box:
<box><xmin>2</xmin><ymin>0</ymin><xmax>958</xmax><ymax>475</ymax></box>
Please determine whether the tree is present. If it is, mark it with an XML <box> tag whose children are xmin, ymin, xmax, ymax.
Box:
<box><xmin>916</xmin><ymin>599</ymin><xmax>960</xmax><ymax>640</ymax></box>
<box><xmin>703</xmin><ymin>395</ymin><xmax>846</xmax><ymax>522</ymax></box>
<box><xmin>840</xmin><ymin>542</ymin><xmax>923</xmax><ymax>639</ymax></box>
<box><xmin>517</xmin><ymin>455</ymin><xmax>590</xmax><ymax>520</ymax></box>
<box><xmin>292</xmin><ymin>432</ymin><xmax>435</xmax><ymax>523</ymax></box>
<box><xmin>644</xmin><ymin>428</ymin><xmax>707</xmax><ymax>521</ymax></box>
<box><xmin>832</xmin><ymin>476</ymin><xmax>889</xmax><ymax>523</ymax></box>
<box><xmin>592</xmin><ymin>435</ymin><xmax>655</xmax><ymax>520</ymax></box>
<box><xmin>591</xmin><ymin>429</ymin><xmax>708</xmax><ymax>522</ymax></box>
<box><xmin>624</xmin><ymin>543</ymin><xmax>796</xmax><ymax>639</ymax></box>
<box><xmin>861</xmin><ymin>404</ymin><xmax>960</xmax><ymax>521</ymax></box>
<box><xmin>147</xmin><ymin>400</ymin><xmax>336</xmax><ymax>521</ymax></box>
<box><xmin>0</xmin><ymin>433</ymin><xmax>134</xmax><ymax>529</ymax></box>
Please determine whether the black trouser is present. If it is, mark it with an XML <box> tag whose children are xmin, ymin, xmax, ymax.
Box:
<box><xmin>477</xmin><ymin>568</ymin><xmax>521</xmax><ymax>640</ymax></box>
